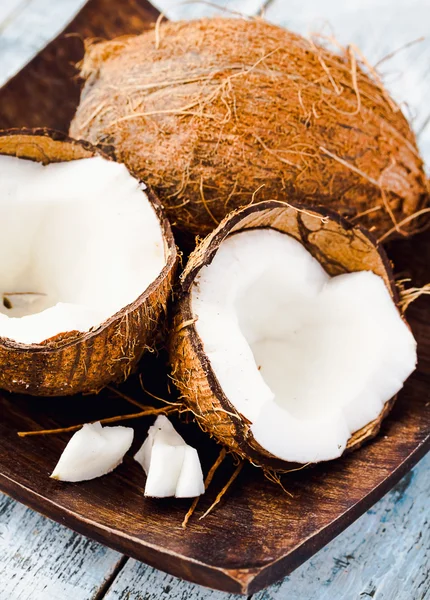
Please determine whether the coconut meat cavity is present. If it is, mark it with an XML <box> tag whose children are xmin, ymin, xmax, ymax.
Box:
<box><xmin>0</xmin><ymin>155</ymin><xmax>166</xmax><ymax>344</ymax></box>
<box><xmin>191</xmin><ymin>229</ymin><xmax>417</xmax><ymax>464</ymax></box>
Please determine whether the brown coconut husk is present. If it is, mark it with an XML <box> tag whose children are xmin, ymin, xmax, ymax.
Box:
<box><xmin>169</xmin><ymin>199</ymin><xmax>403</xmax><ymax>471</ymax></box>
<box><xmin>0</xmin><ymin>128</ymin><xmax>178</xmax><ymax>396</ymax></box>
<box><xmin>70</xmin><ymin>18</ymin><xmax>429</xmax><ymax>242</ymax></box>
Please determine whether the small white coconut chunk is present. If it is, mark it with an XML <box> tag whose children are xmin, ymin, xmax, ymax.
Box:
<box><xmin>51</xmin><ymin>422</ymin><xmax>134</xmax><ymax>482</ymax></box>
<box><xmin>175</xmin><ymin>446</ymin><xmax>206</xmax><ymax>498</ymax></box>
<box><xmin>0</xmin><ymin>154</ymin><xmax>166</xmax><ymax>344</ymax></box>
<box><xmin>134</xmin><ymin>415</ymin><xmax>205</xmax><ymax>498</ymax></box>
<box><xmin>191</xmin><ymin>229</ymin><xmax>417</xmax><ymax>464</ymax></box>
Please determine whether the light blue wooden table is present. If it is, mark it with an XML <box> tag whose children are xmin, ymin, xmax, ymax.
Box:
<box><xmin>0</xmin><ymin>2</ymin><xmax>429</xmax><ymax>599</ymax></box>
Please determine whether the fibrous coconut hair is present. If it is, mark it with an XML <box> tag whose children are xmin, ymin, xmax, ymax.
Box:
<box><xmin>71</xmin><ymin>18</ymin><xmax>429</xmax><ymax>242</ymax></box>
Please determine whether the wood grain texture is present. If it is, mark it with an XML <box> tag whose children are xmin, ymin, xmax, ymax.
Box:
<box><xmin>103</xmin><ymin>561</ymin><xmax>241</xmax><ymax>600</ymax></box>
<box><xmin>1</xmin><ymin>454</ymin><xmax>428</xmax><ymax>599</ymax></box>
<box><xmin>76</xmin><ymin>453</ymin><xmax>429</xmax><ymax>600</ymax></box>
<box><xmin>0</xmin><ymin>492</ymin><xmax>123</xmax><ymax>600</ymax></box>
<box><xmin>0</xmin><ymin>0</ymin><xmax>160</xmax><ymax>131</ymax></box>
<box><xmin>255</xmin><ymin>452</ymin><xmax>430</xmax><ymax>600</ymax></box>
<box><xmin>0</xmin><ymin>0</ymin><xmax>88</xmax><ymax>85</ymax></box>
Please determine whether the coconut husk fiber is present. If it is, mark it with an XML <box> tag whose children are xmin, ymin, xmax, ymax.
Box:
<box><xmin>70</xmin><ymin>18</ymin><xmax>429</xmax><ymax>242</ymax></box>
<box><xmin>169</xmin><ymin>200</ymin><xmax>403</xmax><ymax>471</ymax></box>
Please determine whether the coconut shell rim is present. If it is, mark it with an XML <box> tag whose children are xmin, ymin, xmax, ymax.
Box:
<box><xmin>180</xmin><ymin>200</ymin><xmax>398</xmax><ymax>301</ymax></box>
<box><xmin>174</xmin><ymin>199</ymin><xmax>402</xmax><ymax>469</ymax></box>
<box><xmin>0</xmin><ymin>127</ymin><xmax>178</xmax><ymax>352</ymax></box>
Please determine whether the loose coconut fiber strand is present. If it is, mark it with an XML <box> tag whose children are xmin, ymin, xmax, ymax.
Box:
<box><xmin>399</xmin><ymin>280</ymin><xmax>430</xmax><ymax>312</ymax></box>
<box><xmin>17</xmin><ymin>405</ymin><xmax>179</xmax><ymax>438</ymax></box>
<box><xmin>70</xmin><ymin>18</ymin><xmax>429</xmax><ymax>240</ymax></box>
<box><xmin>17</xmin><ymin>383</ymin><xmax>182</xmax><ymax>438</ymax></box>
<box><xmin>182</xmin><ymin>447</ymin><xmax>227</xmax><ymax>528</ymax></box>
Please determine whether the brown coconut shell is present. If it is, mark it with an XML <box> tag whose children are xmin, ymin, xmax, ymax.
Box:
<box><xmin>0</xmin><ymin>128</ymin><xmax>177</xmax><ymax>396</ymax></box>
<box><xmin>170</xmin><ymin>199</ymin><xmax>402</xmax><ymax>471</ymax></box>
<box><xmin>70</xmin><ymin>18</ymin><xmax>429</xmax><ymax>243</ymax></box>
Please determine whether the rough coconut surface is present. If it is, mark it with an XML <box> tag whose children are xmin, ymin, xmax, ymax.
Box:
<box><xmin>71</xmin><ymin>18</ymin><xmax>428</xmax><ymax>241</ymax></box>
<box><xmin>191</xmin><ymin>229</ymin><xmax>416</xmax><ymax>464</ymax></box>
<box><xmin>0</xmin><ymin>155</ymin><xmax>166</xmax><ymax>344</ymax></box>
<box><xmin>170</xmin><ymin>200</ymin><xmax>417</xmax><ymax>469</ymax></box>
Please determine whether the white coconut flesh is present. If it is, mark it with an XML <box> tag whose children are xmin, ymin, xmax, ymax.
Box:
<box><xmin>51</xmin><ymin>422</ymin><xmax>134</xmax><ymax>482</ymax></box>
<box><xmin>0</xmin><ymin>154</ymin><xmax>166</xmax><ymax>345</ymax></box>
<box><xmin>134</xmin><ymin>415</ymin><xmax>205</xmax><ymax>498</ymax></box>
<box><xmin>191</xmin><ymin>229</ymin><xmax>417</xmax><ymax>464</ymax></box>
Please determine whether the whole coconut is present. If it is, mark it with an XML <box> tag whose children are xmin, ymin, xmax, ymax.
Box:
<box><xmin>71</xmin><ymin>18</ymin><xmax>429</xmax><ymax>241</ymax></box>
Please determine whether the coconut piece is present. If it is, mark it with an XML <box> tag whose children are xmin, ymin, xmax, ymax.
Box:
<box><xmin>175</xmin><ymin>447</ymin><xmax>205</xmax><ymax>498</ymax></box>
<box><xmin>51</xmin><ymin>422</ymin><xmax>134</xmax><ymax>482</ymax></box>
<box><xmin>0</xmin><ymin>129</ymin><xmax>177</xmax><ymax>396</ymax></box>
<box><xmin>70</xmin><ymin>18</ymin><xmax>429</xmax><ymax>242</ymax></box>
<box><xmin>170</xmin><ymin>200</ymin><xmax>417</xmax><ymax>470</ymax></box>
<box><xmin>135</xmin><ymin>415</ymin><xmax>204</xmax><ymax>498</ymax></box>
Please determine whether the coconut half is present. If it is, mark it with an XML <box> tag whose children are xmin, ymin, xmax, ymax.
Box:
<box><xmin>134</xmin><ymin>415</ymin><xmax>205</xmax><ymax>498</ymax></box>
<box><xmin>170</xmin><ymin>201</ymin><xmax>417</xmax><ymax>469</ymax></box>
<box><xmin>51</xmin><ymin>422</ymin><xmax>134</xmax><ymax>482</ymax></box>
<box><xmin>0</xmin><ymin>129</ymin><xmax>177</xmax><ymax>396</ymax></box>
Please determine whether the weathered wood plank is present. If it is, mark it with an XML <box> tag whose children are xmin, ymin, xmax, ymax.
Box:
<box><xmin>103</xmin><ymin>562</ymin><xmax>242</xmax><ymax>600</ymax></box>
<box><xmin>150</xmin><ymin>0</ymin><xmax>266</xmax><ymax>20</ymax></box>
<box><xmin>0</xmin><ymin>0</ymin><xmax>268</xmax><ymax>90</ymax></box>
<box><xmin>0</xmin><ymin>0</ymin><xmax>87</xmax><ymax>85</ymax></box>
<box><xmin>1</xmin><ymin>452</ymin><xmax>427</xmax><ymax>599</ymax></box>
<box><xmin>254</xmin><ymin>452</ymin><xmax>430</xmax><ymax>600</ymax></box>
<box><xmin>0</xmin><ymin>492</ymin><xmax>124</xmax><ymax>600</ymax></box>
<box><xmin>0</xmin><ymin>0</ymin><xmax>26</xmax><ymax>26</ymax></box>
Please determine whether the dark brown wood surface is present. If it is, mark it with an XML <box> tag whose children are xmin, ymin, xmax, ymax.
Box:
<box><xmin>0</xmin><ymin>0</ymin><xmax>428</xmax><ymax>594</ymax></box>
<box><xmin>0</xmin><ymin>0</ymin><xmax>159</xmax><ymax>131</ymax></box>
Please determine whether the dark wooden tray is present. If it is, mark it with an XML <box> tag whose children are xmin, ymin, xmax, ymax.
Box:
<box><xmin>0</xmin><ymin>1</ymin><xmax>429</xmax><ymax>594</ymax></box>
